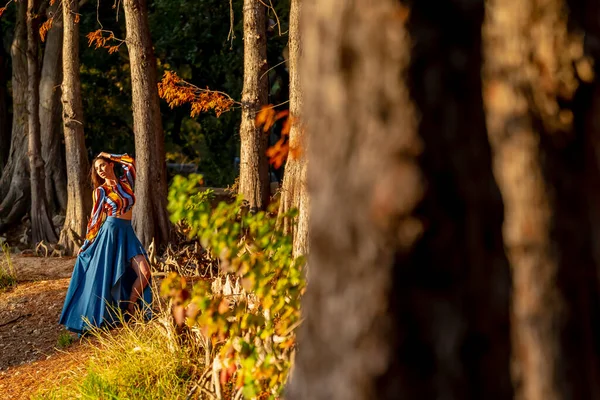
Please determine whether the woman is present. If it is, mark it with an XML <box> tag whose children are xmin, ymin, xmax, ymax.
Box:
<box><xmin>59</xmin><ymin>152</ymin><xmax>152</xmax><ymax>334</ymax></box>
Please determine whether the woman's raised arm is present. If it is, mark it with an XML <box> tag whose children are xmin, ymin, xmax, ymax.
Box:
<box><xmin>101</xmin><ymin>153</ymin><xmax>136</xmax><ymax>188</ymax></box>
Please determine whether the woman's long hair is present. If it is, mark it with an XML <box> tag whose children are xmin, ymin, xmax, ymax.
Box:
<box><xmin>90</xmin><ymin>156</ymin><xmax>112</xmax><ymax>189</ymax></box>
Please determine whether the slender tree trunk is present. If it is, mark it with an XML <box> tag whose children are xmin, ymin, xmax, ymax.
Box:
<box><xmin>0</xmin><ymin>0</ymin><xmax>29</xmax><ymax>232</ymax></box>
<box><xmin>238</xmin><ymin>0</ymin><xmax>269</xmax><ymax>211</ymax></box>
<box><xmin>288</xmin><ymin>1</ymin><xmax>513</xmax><ymax>399</ymax></box>
<box><xmin>40</xmin><ymin>2</ymin><xmax>67</xmax><ymax>214</ymax></box>
<box><xmin>123</xmin><ymin>0</ymin><xmax>170</xmax><ymax>248</ymax></box>
<box><xmin>27</xmin><ymin>0</ymin><xmax>57</xmax><ymax>244</ymax></box>
<box><xmin>482</xmin><ymin>0</ymin><xmax>600</xmax><ymax>399</ymax></box>
<box><xmin>277</xmin><ymin>0</ymin><xmax>308</xmax><ymax>257</ymax></box>
<box><xmin>483</xmin><ymin>8</ymin><xmax>563</xmax><ymax>395</ymax></box>
<box><xmin>59</xmin><ymin>0</ymin><xmax>91</xmax><ymax>255</ymax></box>
<box><xmin>0</xmin><ymin>25</ymin><xmax>11</xmax><ymax>171</ymax></box>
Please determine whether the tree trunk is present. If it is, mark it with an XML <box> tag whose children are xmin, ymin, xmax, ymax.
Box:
<box><xmin>27</xmin><ymin>0</ymin><xmax>57</xmax><ymax>244</ymax></box>
<box><xmin>288</xmin><ymin>1</ymin><xmax>513</xmax><ymax>399</ymax></box>
<box><xmin>0</xmin><ymin>24</ymin><xmax>11</xmax><ymax>172</ymax></box>
<box><xmin>39</xmin><ymin>2</ymin><xmax>67</xmax><ymax>214</ymax></box>
<box><xmin>481</xmin><ymin>0</ymin><xmax>600</xmax><ymax>398</ymax></box>
<box><xmin>277</xmin><ymin>0</ymin><xmax>308</xmax><ymax>257</ymax></box>
<box><xmin>58</xmin><ymin>0</ymin><xmax>91</xmax><ymax>255</ymax></box>
<box><xmin>0</xmin><ymin>0</ymin><xmax>30</xmax><ymax>232</ymax></box>
<box><xmin>238</xmin><ymin>0</ymin><xmax>269</xmax><ymax>211</ymax></box>
<box><xmin>123</xmin><ymin>0</ymin><xmax>170</xmax><ymax>248</ymax></box>
<box><xmin>287</xmin><ymin>2</ymin><xmax>423</xmax><ymax>397</ymax></box>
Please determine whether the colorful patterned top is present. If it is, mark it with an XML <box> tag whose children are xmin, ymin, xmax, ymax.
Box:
<box><xmin>79</xmin><ymin>154</ymin><xmax>136</xmax><ymax>254</ymax></box>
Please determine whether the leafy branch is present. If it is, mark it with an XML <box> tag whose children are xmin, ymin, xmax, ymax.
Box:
<box><xmin>86</xmin><ymin>29</ymin><xmax>126</xmax><ymax>54</ymax></box>
<box><xmin>158</xmin><ymin>70</ymin><xmax>240</xmax><ymax>118</ymax></box>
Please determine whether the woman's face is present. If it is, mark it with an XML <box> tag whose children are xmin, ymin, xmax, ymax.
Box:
<box><xmin>94</xmin><ymin>159</ymin><xmax>114</xmax><ymax>181</ymax></box>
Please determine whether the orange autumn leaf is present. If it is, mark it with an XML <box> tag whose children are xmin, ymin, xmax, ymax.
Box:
<box><xmin>107</xmin><ymin>45</ymin><xmax>120</xmax><ymax>54</ymax></box>
<box><xmin>86</xmin><ymin>29</ymin><xmax>105</xmax><ymax>48</ymax></box>
<box><xmin>219</xmin><ymin>363</ymin><xmax>237</xmax><ymax>385</ymax></box>
<box><xmin>281</xmin><ymin>115</ymin><xmax>294</xmax><ymax>137</ymax></box>
<box><xmin>256</xmin><ymin>106</ymin><xmax>276</xmax><ymax>132</ymax></box>
<box><xmin>255</xmin><ymin>107</ymin><xmax>290</xmax><ymax>133</ymax></box>
<box><xmin>86</xmin><ymin>29</ymin><xmax>122</xmax><ymax>53</ymax></box>
<box><xmin>255</xmin><ymin>105</ymin><xmax>271</xmax><ymax>125</ymax></box>
<box><xmin>266</xmin><ymin>138</ymin><xmax>289</xmax><ymax>169</ymax></box>
<box><xmin>218</xmin><ymin>298</ymin><xmax>230</xmax><ymax>314</ymax></box>
<box><xmin>74</xmin><ymin>13</ymin><xmax>80</xmax><ymax>24</ymax></box>
<box><xmin>256</xmin><ymin>106</ymin><xmax>306</xmax><ymax>166</ymax></box>
<box><xmin>275</xmin><ymin>109</ymin><xmax>289</xmax><ymax>121</ymax></box>
<box><xmin>39</xmin><ymin>18</ymin><xmax>53</xmax><ymax>43</ymax></box>
<box><xmin>158</xmin><ymin>71</ymin><xmax>235</xmax><ymax>117</ymax></box>
<box><xmin>0</xmin><ymin>7</ymin><xmax>6</xmax><ymax>18</ymax></box>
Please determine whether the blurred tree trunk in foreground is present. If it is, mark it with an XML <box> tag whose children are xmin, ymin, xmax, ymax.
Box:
<box><xmin>289</xmin><ymin>0</ymin><xmax>600</xmax><ymax>398</ymax></box>
<box><xmin>287</xmin><ymin>0</ymin><xmax>512</xmax><ymax>399</ymax></box>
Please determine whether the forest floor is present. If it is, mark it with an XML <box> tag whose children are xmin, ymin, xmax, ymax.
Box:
<box><xmin>0</xmin><ymin>255</ymin><xmax>95</xmax><ymax>399</ymax></box>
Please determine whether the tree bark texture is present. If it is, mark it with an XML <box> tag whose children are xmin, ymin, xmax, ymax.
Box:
<box><xmin>27</xmin><ymin>0</ymin><xmax>57</xmax><ymax>244</ymax></box>
<box><xmin>58</xmin><ymin>0</ymin><xmax>91</xmax><ymax>255</ymax></box>
<box><xmin>288</xmin><ymin>1</ymin><xmax>513</xmax><ymax>399</ymax></box>
<box><xmin>238</xmin><ymin>0</ymin><xmax>269</xmax><ymax>211</ymax></box>
<box><xmin>39</xmin><ymin>2</ymin><xmax>67</xmax><ymax>214</ymax></box>
<box><xmin>483</xmin><ymin>0</ymin><xmax>600</xmax><ymax>399</ymax></box>
<box><xmin>0</xmin><ymin>0</ymin><xmax>30</xmax><ymax>232</ymax></box>
<box><xmin>123</xmin><ymin>0</ymin><xmax>170</xmax><ymax>248</ymax></box>
<box><xmin>277</xmin><ymin>0</ymin><xmax>308</xmax><ymax>257</ymax></box>
<box><xmin>288</xmin><ymin>1</ymin><xmax>422</xmax><ymax>398</ymax></box>
<box><xmin>0</xmin><ymin>24</ymin><xmax>11</xmax><ymax>171</ymax></box>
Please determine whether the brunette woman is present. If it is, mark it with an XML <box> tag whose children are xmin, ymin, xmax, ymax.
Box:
<box><xmin>60</xmin><ymin>153</ymin><xmax>152</xmax><ymax>334</ymax></box>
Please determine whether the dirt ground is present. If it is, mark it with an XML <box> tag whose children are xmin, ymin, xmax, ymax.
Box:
<box><xmin>0</xmin><ymin>254</ymin><xmax>94</xmax><ymax>399</ymax></box>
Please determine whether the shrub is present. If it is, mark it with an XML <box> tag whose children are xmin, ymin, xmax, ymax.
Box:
<box><xmin>56</xmin><ymin>330</ymin><xmax>74</xmax><ymax>349</ymax></box>
<box><xmin>164</xmin><ymin>174</ymin><xmax>305</xmax><ymax>399</ymax></box>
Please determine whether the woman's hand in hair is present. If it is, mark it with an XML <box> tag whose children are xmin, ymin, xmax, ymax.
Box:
<box><xmin>98</xmin><ymin>152</ymin><xmax>111</xmax><ymax>159</ymax></box>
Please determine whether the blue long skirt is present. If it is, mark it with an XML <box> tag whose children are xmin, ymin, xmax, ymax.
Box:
<box><xmin>59</xmin><ymin>217</ymin><xmax>152</xmax><ymax>333</ymax></box>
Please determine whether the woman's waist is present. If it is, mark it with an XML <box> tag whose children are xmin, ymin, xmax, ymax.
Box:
<box><xmin>105</xmin><ymin>207</ymin><xmax>133</xmax><ymax>219</ymax></box>
<box><xmin>105</xmin><ymin>212</ymin><xmax>133</xmax><ymax>224</ymax></box>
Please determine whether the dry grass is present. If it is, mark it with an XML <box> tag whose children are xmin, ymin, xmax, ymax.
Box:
<box><xmin>34</xmin><ymin>292</ymin><xmax>209</xmax><ymax>400</ymax></box>
<box><xmin>0</xmin><ymin>243</ymin><xmax>16</xmax><ymax>291</ymax></box>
